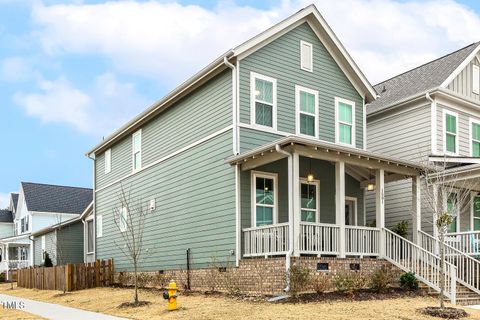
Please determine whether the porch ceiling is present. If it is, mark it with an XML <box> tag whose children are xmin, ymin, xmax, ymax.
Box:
<box><xmin>226</xmin><ymin>136</ymin><xmax>423</xmax><ymax>178</ymax></box>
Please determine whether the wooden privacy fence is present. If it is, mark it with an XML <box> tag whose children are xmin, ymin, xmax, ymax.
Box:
<box><xmin>17</xmin><ymin>259</ymin><xmax>114</xmax><ymax>291</ymax></box>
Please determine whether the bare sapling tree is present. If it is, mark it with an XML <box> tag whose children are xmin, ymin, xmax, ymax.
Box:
<box><xmin>420</xmin><ymin>159</ymin><xmax>475</xmax><ymax>309</ymax></box>
<box><xmin>113</xmin><ymin>185</ymin><xmax>148</xmax><ymax>305</ymax></box>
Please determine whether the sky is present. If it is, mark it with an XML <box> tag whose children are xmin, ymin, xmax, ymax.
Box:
<box><xmin>1</xmin><ymin>0</ymin><xmax>480</xmax><ymax>208</ymax></box>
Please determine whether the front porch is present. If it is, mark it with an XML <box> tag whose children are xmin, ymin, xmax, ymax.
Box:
<box><xmin>229</xmin><ymin>137</ymin><xmax>424</xmax><ymax>260</ymax></box>
<box><xmin>0</xmin><ymin>236</ymin><xmax>31</xmax><ymax>277</ymax></box>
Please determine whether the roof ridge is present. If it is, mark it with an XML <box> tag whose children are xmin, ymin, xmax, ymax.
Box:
<box><xmin>21</xmin><ymin>181</ymin><xmax>92</xmax><ymax>191</ymax></box>
<box><xmin>374</xmin><ymin>42</ymin><xmax>479</xmax><ymax>87</ymax></box>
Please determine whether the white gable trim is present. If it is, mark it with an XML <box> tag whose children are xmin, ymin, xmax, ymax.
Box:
<box><xmin>233</xmin><ymin>5</ymin><xmax>376</xmax><ymax>102</ymax></box>
<box><xmin>440</xmin><ymin>43</ymin><xmax>480</xmax><ymax>88</ymax></box>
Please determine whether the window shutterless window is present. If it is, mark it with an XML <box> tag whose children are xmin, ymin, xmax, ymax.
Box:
<box><xmin>252</xmin><ymin>172</ymin><xmax>277</xmax><ymax>227</ymax></box>
<box><xmin>444</xmin><ymin>110</ymin><xmax>458</xmax><ymax>154</ymax></box>
<box><xmin>87</xmin><ymin>220</ymin><xmax>94</xmax><ymax>253</ymax></box>
<box><xmin>300</xmin><ymin>179</ymin><xmax>320</xmax><ymax>222</ymax></box>
<box><xmin>295</xmin><ymin>85</ymin><xmax>318</xmax><ymax>138</ymax></box>
<box><xmin>105</xmin><ymin>149</ymin><xmax>111</xmax><ymax>174</ymax></box>
<box><xmin>335</xmin><ymin>97</ymin><xmax>355</xmax><ymax>146</ymax></box>
<box><xmin>473</xmin><ymin>65</ymin><xmax>480</xmax><ymax>95</ymax></box>
<box><xmin>132</xmin><ymin>130</ymin><xmax>142</xmax><ymax>171</ymax></box>
<box><xmin>250</xmin><ymin>72</ymin><xmax>276</xmax><ymax>129</ymax></box>
<box><xmin>300</xmin><ymin>41</ymin><xmax>313</xmax><ymax>72</ymax></box>
<box><xmin>96</xmin><ymin>215</ymin><xmax>103</xmax><ymax>238</ymax></box>
<box><xmin>474</xmin><ymin>195</ymin><xmax>480</xmax><ymax>231</ymax></box>
<box><xmin>471</xmin><ymin>119</ymin><xmax>480</xmax><ymax>157</ymax></box>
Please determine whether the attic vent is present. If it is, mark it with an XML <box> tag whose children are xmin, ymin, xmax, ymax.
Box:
<box><xmin>381</xmin><ymin>85</ymin><xmax>387</xmax><ymax>93</ymax></box>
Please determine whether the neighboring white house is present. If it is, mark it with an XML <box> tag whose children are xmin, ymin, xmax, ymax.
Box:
<box><xmin>0</xmin><ymin>182</ymin><xmax>92</xmax><ymax>277</ymax></box>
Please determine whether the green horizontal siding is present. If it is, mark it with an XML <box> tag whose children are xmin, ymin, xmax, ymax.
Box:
<box><xmin>95</xmin><ymin>70</ymin><xmax>232</xmax><ymax>190</ymax></box>
<box><xmin>239</xmin><ymin>127</ymin><xmax>284</xmax><ymax>153</ymax></box>
<box><xmin>239</xmin><ymin>22</ymin><xmax>363</xmax><ymax>150</ymax></box>
<box><xmin>95</xmin><ymin>131</ymin><xmax>236</xmax><ymax>271</ymax></box>
<box><xmin>57</xmin><ymin>221</ymin><xmax>84</xmax><ymax>264</ymax></box>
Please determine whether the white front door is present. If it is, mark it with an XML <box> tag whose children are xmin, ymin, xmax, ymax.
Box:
<box><xmin>345</xmin><ymin>198</ymin><xmax>357</xmax><ymax>226</ymax></box>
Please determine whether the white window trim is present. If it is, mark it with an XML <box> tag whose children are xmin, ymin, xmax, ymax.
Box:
<box><xmin>443</xmin><ymin>109</ymin><xmax>459</xmax><ymax>156</ymax></box>
<box><xmin>334</xmin><ymin>97</ymin><xmax>356</xmax><ymax>147</ymax></box>
<box><xmin>105</xmin><ymin>149</ymin><xmax>111</xmax><ymax>174</ymax></box>
<box><xmin>250</xmin><ymin>72</ymin><xmax>277</xmax><ymax>130</ymax></box>
<box><xmin>86</xmin><ymin>219</ymin><xmax>95</xmax><ymax>254</ymax></box>
<box><xmin>251</xmin><ymin>171</ymin><xmax>278</xmax><ymax>227</ymax></box>
<box><xmin>41</xmin><ymin>235</ymin><xmax>45</xmax><ymax>263</ymax></box>
<box><xmin>295</xmin><ymin>85</ymin><xmax>319</xmax><ymax>139</ymax></box>
<box><xmin>471</xmin><ymin>192</ymin><xmax>480</xmax><ymax>231</ymax></box>
<box><xmin>132</xmin><ymin>129</ymin><xmax>142</xmax><ymax>172</ymax></box>
<box><xmin>300</xmin><ymin>40</ymin><xmax>313</xmax><ymax>72</ymax></box>
<box><xmin>96</xmin><ymin>215</ymin><xmax>103</xmax><ymax>238</ymax></box>
<box><xmin>469</xmin><ymin>117</ymin><xmax>480</xmax><ymax>157</ymax></box>
<box><xmin>119</xmin><ymin>207</ymin><xmax>127</xmax><ymax>233</ymax></box>
<box><xmin>345</xmin><ymin>196</ymin><xmax>358</xmax><ymax>226</ymax></box>
<box><xmin>473</xmin><ymin>64</ymin><xmax>480</xmax><ymax>95</ymax></box>
<box><xmin>300</xmin><ymin>178</ymin><xmax>320</xmax><ymax>223</ymax></box>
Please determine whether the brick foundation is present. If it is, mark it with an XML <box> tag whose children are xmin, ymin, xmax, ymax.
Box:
<box><xmin>115</xmin><ymin>257</ymin><xmax>403</xmax><ymax>296</ymax></box>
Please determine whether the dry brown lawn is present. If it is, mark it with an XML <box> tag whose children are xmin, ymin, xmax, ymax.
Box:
<box><xmin>1</xmin><ymin>283</ymin><xmax>480</xmax><ymax>320</ymax></box>
<box><xmin>0</xmin><ymin>308</ymin><xmax>46</xmax><ymax>319</ymax></box>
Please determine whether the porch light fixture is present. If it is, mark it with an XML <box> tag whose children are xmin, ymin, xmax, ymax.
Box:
<box><xmin>367</xmin><ymin>182</ymin><xmax>375</xmax><ymax>191</ymax></box>
<box><xmin>307</xmin><ymin>158</ymin><xmax>314</xmax><ymax>182</ymax></box>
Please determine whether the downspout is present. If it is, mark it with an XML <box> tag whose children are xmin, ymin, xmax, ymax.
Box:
<box><xmin>223</xmin><ymin>57</ymin><xmax>239</xmax><ymax>155</ymax></box>
<box><xmin>275</xmin><ymin>144</ymin><xmax>294</xmax><ymax>292</ymax></box>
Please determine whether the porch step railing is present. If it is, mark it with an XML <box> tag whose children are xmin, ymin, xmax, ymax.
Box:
<box><xmin>445</xmin><ymin>231</ymin><xmax>480</xmax><ymax>256</ymax></box>
<box><xmin>419</xmin><ymin>230</ymin><xmax>480</xmax><ymax>295</ymax></box>
<box><xmin>346</xmin><ymin>226</ymin><xmax>380</xmax><ymax>256</ymax></box>
<box><xmin>300</xmin><ymin>222</ymin><xmax>339</xmax><ymax>255</ymax></box>
<box><xmin>243</xmin><ymin>223</ymin><xmax>289</xmax><ymax>257</ymax></box>
<box><xmin>384</xmin><ymin>228</ymin><xmax>457</xmax><ymax>304</ymax></box>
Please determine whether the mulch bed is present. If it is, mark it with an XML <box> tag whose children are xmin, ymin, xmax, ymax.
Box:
<box><xmin>275</xmin><ymin>288</ymin><xmax>428</xmax><ymax>304</ymax></box>
<box><xmin>118</xmin><ymin>301</ymin><xmax>152</xmax><ymax>309</ymax></box>
<box><xmin>418</xmin><ymin>307</ymin><xmax>468</xmax><ymax>319</ymax></box>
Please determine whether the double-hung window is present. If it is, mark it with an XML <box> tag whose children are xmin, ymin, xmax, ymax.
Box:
<box><xmin>296</xmin><ymin>86</ymin><xmax>318</xmax><ymax>137</ymax></box>
<box><xmin>252</xmin><ymin>172</ymin><xmax>277</xmax><ymax>227</ymax></box>
<box><xmin>105</xmin><ymin>149</ymin><xmax>111</xmax><ymax>174</ymax></box>
<box><xmin>447</xmin><ymin>193</ymin><xmax>458</xmax><ymax>233</ymax></box>
<box><xmin>444</xmin><ymin>110</ymin><xmax>458</xmax><ymax>155</ymax></box>
<box><xmin>335</xmin><ymin>98</ymin><xmax>355</xmax><ymax>146</ymax></box>
<box><xmin>21</xmin><ymin>218</ymin><xmax>25</xmax><ymax>233</ymax></box>
<box><xmin>473</xmin><ymin>195</ymin><xmax>480</xmax><ymax>231</ymax></box>
<box><xmin>300</xmin><ymin>179</ymin><xmax>320</xmax><ymax>223</ymax></box>
<box><xmin>471</xmin><ymin>119</ymin><xmax>480</xmax><ymax>157</ymax></box>
<box><xmin>132</xmin><ymin>130</ymin><xmax>142</xmax><ymax>171</ymax></box>
<box><xmin>251</xmin><ymin>72</ymin><xmax>276</xmax><ymax>129</ymax></box>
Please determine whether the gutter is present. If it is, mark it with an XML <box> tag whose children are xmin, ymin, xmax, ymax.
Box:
<box><xmin>275</xmin><ymin>144</ymin><xmax>294</xmax><ymax>292</ymax></box>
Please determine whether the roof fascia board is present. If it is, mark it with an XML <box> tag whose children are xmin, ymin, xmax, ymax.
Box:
<box><xmin>80</xmin><ymin>202</ymin><xmax>94</xmax><ymax>220</ymax></box>
<box><xmin>86</xmin><ymin>51</ymin><xmax>234</xmax><ymax>156</ymax></box>
<box><xmin>30</xmin><ymin>211</ymin><xmax>81</xmax><ymax>216</ymax></box>
<box><xmin>428</xmin><ymin>155</ymin><xmax>480</xmax><ymax>164</ymax></box>
<box><xmin>440</xmin><ymin>43</ymin><xmax>480</xmax><ymax>88</ymax></box>
<box><xmin>366</xmin><ymin>90</ymin><xmax>434</xmax><ymax>118</ymax></box>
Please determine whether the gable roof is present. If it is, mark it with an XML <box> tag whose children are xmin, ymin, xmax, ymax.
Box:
<box><xmin>21</xmin><ymin>182</ymin><xmax>92</xmax><ymax>215</ymax></box>
<box><xmin>367</xmin><ymin>42</ymin><xmax>480</xmax><ymax>115</ymax></box>
<box><xmin>87</xmin><ymin>4</ymin><xmax>375</xmax><ymax>156</ymax></box>
<box><xmin>0</xmin><ymin>210</ymin><xmax>13</xmax><ymax>223</ymax></box>
<box><xmin>11</xmin><ymin>193</ymin><xmax>18</xmax><ymax>211</ymax></box>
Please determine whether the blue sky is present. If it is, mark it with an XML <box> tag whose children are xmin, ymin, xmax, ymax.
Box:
<box><xmin>1</xmin><ymin>0</ymin><xmax>480</xmax><ymax>207</ymax></box>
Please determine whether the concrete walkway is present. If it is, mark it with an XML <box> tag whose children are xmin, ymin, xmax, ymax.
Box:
<box><xmin>0</xmin><ymin>293</ymin><xmax>128</xmax><ymax>320</ymax></box>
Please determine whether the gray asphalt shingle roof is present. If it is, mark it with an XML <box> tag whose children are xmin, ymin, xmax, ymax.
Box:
<box><xmin>0</xmin><ymin>210</ymin><xmax>13</xmax><ymax>223</ymax></box>
<box><xmin>11</xmin><ymin>193</ymin><xmax>18</xmax><ymax>211</ymax></box>
<box><xmin>367</xmin><ymin>42</ymin><xmax>479</xmax><ymax>115</ymax></box>
<box><xmin>21</xmin><ymin>182</ymin><xmax>92</xmax><ymax>215</ymax></box>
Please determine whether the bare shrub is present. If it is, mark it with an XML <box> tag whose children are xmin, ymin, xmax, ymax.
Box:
<box><xmin>313</xmin><ymin>275</ymin><xmax>331</xmax><ymax>294</ymax></box>
<box><xmin>286</xmin><ymin>265</ymin><xmax>311</xmax><ymax>297</ymax></box>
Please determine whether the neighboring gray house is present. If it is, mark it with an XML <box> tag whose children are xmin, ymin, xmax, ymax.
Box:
<box><xmin>0</xmin><ymin>182</ymin><xmax>92</xmax><ymax>275</ymax></box>
<box><xmin>32</xmin><ymin>216</ymin><xmax>84</xmax><ymax>266</ymax></box>
<box><xmin>83</xmin><ymin>4</ymin><xmax>461</xmax><ymax>300</ymax></box>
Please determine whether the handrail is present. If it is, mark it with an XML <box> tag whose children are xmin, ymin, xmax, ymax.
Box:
<box><xmin>384</xmin><ymin>228</ymin><xmax>457</xmax><ymax>304</ymax></box>
<box><xmin>242</xmin><ymin>222</ymin><xmax>289</xmax><ymax>232</ymax></box>
<box><xmin>419</xmin><ymin>230</ymin><xmax>480</xmax><ymax>295</ymax></box>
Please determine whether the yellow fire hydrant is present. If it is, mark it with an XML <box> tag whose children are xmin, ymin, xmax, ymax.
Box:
<box><xmin>162</xmin><ymin>280</ymin><xmax>178</xmax><ymax>311</ymax></box>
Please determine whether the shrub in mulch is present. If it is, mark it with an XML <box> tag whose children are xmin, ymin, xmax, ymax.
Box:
<box><xmin>118</xmin><ymin>301</ymin><xmax>152</xmax><ymax>309</ymax></box>
<box><xmin>418</xmin><ymin>307</ymin><xmax>468</xmax><ymax>319</ymax></box>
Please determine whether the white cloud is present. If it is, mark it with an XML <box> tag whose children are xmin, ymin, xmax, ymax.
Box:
<box><xmin>30</xmin><ymin>0</ymin><xmax>480</xmax><ymax>85</ymax></box>
<box><xmin>0</xmin><ymin>193</ymin><xmax>10</xmax><ymax>209</ymax></box>
<box><xmin>0</xmin><ymin>56</ymin><xmax>40</xmax><ymax>83</ymax></box>
<box><xmin>14</xmin><ymin>73</ymin><xmax>149</xmax><ymax>137</ymax></box>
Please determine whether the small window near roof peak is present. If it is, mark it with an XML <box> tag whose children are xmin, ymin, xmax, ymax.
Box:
<box><xmin>300</xmin><ymin>41</ymin><xmax>313</xmax><ymax>72</ymax></box>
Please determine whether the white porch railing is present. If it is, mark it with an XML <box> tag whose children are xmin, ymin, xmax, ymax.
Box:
<box><xmin>300</xmin><ymin>222</ymin><xmax>339</xmax><ymax>255</ymax></box>
<box><xmin>445</xmin><ymin>231</ymin><xmax>480</xmax><ymax>256</ymax></box>
<box><xmin>384</xmin><ymin>228</ymin><xmax>457</xmax><ymax>304</ymax></box>
<box><xmin>346</xmin><ymin>226</ymin><xmax>380</xmax><ymax>256</ymax></box>
<box><xmin>419</xmin><ymin>230</ymin><xmax>480</xmax><ymax>295</ymax></box>
<box><xmin>0</xmin><ymin>260</ymin><xmax>29</xmax><ymax>273</ymax></box>
<box><xmin>243</xmin><ymin>223</ymin><xmax>289</xmax><ymax>257</ymax></box>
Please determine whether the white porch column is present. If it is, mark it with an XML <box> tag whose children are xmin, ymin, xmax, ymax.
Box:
<box><xmin>432</xmin><ymin>183</ymin><xmax>439</xmax><ymax>254</ymax></box>
<box><xmin>376</xmin><ymin>169</ymin><xmax>385</xmax><ymax>257</ymax></box>
<box><xmin>292</xmin><ymin>152</ymin><xmax>301</xmax><ymax>257</ymax></box>
<box><xmin>335</xmin><ymin>161</ymin><xmax>346</xmax><ymax>258</ymax></box>
<box><xmin>412</xmin><ymin>176</ymin><xmax>422</xmax><ymax>244</ymax></box>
